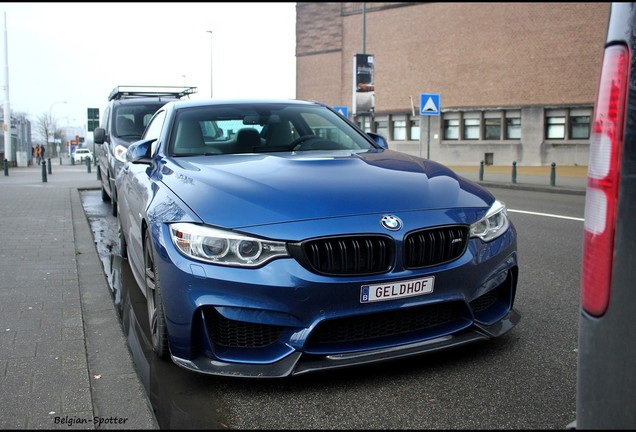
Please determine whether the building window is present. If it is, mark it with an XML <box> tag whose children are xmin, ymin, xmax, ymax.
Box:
<box><xmin>546</xmin><ymin>109</ymin><xmax>567</xmax><ymax>139</ymax></box>
<box><xmin>506</xmin><ymin>118</ymin><xmax>521</xmax><ymax>139</ymax></box>
<box><xmin>442</xmin><ymin>110</ymin><xmax>522</xmax><ymax>141</ymax></box>
<box><xmin>484</xmin><ymin>118</ymin><xmax>501</xmax><ymax>140</ymax></box>
<box><xmin>357</xmin><ymin>117</ymin><xmax>373</xmax><ymax>133</ymax></box>
<box><xmin>443</xmin><ymin>118</ymin><xmax>459</xmax><ymax>140</ymax></box>
<box><xmin>374</xmin><ymin>117</ymin><xmax>388</xmax><ymax>139</ymax></box>
<box><xmin>409</xmin><ymin>116</ymin><xmax>420</xmax><ymax>141</ymax></box>
<box><xmin>392</xmin><ymin>116</ymin><xmax>407</xmax><ymax>140</ymax></box>
<box><xmin>484</xmin><ymin>111</ymin><xmax>502</xmax><ymax>140</ymax></box>
<box><xmin>569</xmin><ymin>116</ymin><xmax>590</xmax><ymax>139</ymax></box>
<box><xmin>569</xmin><ymin>108</ymin><xmax>592</xmax><ymax>139</ymax></box>
<box><xmin>546</xmin><ymin>117</ymin><xmax>566</xmax><ymax>139</ymax></box>
<box><xmin>463</xmin><ymin>118</ymin><xmax>480</xmax><ymax>140</ymax></box>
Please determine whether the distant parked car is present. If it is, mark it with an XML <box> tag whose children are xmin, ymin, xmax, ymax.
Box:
<box><xmin>73</xmin><ymin>148</ymin><xmax>93</xmax><ymax>163</ymax></box>
<box><xmin>116</xmin><ymin>98</ymin><xmax>520</xmax><ymax>378</ymax></box>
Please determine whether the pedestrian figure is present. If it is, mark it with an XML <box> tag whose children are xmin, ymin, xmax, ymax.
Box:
<box><xmin>34</xmin><ymin>144</ymin><xmax>41</xmax><ymax>165</ymax></box>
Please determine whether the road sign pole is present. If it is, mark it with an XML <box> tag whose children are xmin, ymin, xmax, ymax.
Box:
<box><xmin>419</xmin><ymin>116</ymin><xmax>423</xmax><ymax>158</ymax></box>
<box><xmin>427</xmin><ymin>116</ymin><xmax>431</xmax><ymax>159</ymax></box>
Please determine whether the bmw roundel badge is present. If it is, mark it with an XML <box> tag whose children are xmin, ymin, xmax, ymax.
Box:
<box><xmin>381</xmin><ymin>215</ymin><xmax>402</xmax><ymax>231</ymax></box>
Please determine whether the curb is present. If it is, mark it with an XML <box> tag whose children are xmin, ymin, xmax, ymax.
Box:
<box><xmin>71</xmin><ymin>188</ymin><xmax>159</xmax><ymax>429</ymax></box>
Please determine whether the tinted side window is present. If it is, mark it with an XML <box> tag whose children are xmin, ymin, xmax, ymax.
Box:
<box><xmin>114</xmin><ymin>103</ymin><xmax>166</xmax><ymax>138</ymax></box>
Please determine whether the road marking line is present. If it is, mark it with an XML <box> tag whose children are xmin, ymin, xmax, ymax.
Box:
<box><xmin>508</xmin><ymin>209</ymin><xmax>584</xmax><ymax>222</ymax></box>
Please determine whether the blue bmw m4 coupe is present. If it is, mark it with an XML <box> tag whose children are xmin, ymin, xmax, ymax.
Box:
<box><xmin>116</xmin><ymin>99</ymin><xmax>519</xmax><ymax>378</ymax></box>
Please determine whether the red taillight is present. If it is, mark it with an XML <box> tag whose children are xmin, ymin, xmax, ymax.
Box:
<box><xmin>581</xmin><ymin>44</ymin><xmax>629</xmax><ymax>317</ymax></box>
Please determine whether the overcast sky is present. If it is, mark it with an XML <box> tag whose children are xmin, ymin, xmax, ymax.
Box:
<box><xmin>1</xmin><ymin>2</ymin><xmax>296</xmax><ymax>133</ymax></box>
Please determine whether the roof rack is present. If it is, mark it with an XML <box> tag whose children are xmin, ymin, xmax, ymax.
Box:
<box><xmin>108</xmin><ymin>85</ymin><xmax>198</xmax><ymax>101</ymax></box>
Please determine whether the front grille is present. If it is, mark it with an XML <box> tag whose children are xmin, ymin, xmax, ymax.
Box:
<box><xmin>290</xmin><ymin>235</ymin><xmax>394</xmax><ymax>276</ymax></box>
<box><xmin>204</xmin><ymin>309</ymin><xmax>284</xmax><ymax>348</ymax></box>
<box><xmin>290</xmin><ymin>226</ymin><xmax>468</xmax><ymax>276</ymax></box>
<box><xmin>306</xmin><ymin>301</ymin><xmax>465</xmax><ymax>347</ymax></box>
<box><xmin>403</xmin><ymin>225</ymin><xmax>468</xmax><ymax>268</ymax></box>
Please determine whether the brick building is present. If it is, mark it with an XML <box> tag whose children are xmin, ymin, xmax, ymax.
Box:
<box><xmin>295</xmin><ymin>2</ymin><xmax>610</xmax><ymax>166</ymax></box>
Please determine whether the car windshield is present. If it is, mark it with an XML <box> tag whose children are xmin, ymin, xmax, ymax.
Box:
<box><xmin>169</xmin><ymin>103</ymin><xmax>376</xmax><ymax>156</ymax></box>
<box><xmin>114</xmin><ymin>103</ymin><xmax>165</xmax><ymax>139</ymax></box>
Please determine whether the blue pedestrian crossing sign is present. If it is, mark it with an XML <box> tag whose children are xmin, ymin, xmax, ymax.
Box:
<box><xmin>333</xmin><ymin>106</ymin><xmax>349</xmax><ymax>118</ymax></box>
<box><xmin>420</xmin><ymin>93</ymin><xmax>441</xmax><ymax>116</ymax></box>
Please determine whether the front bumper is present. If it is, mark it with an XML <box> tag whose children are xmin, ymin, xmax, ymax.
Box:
<box><xmin>172</xmin><ymin>306</ymin><xmax>520</xmax><ymax>378</ymax></box>
<box><xmin>152</xmin><ymin>218</ymin><xmax>519</xmax><ymax>377</ymax></box>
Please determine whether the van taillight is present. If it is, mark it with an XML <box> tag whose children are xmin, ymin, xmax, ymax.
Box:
<box><xmin>582</xmin><ymin>44</ymin><xmax>628</xmax><ymax>317</ymax></box>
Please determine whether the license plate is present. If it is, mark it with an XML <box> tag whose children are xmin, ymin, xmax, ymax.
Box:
<box><xmin>360</xmin><ymin>276</ymin><xmax>435</xmax><ymax>303</ymax></box>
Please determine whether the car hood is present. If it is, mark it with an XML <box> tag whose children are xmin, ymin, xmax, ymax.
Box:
<box><xmin>158</xmin><ymin>149</ymin><xmax>493</xmax><ymax>228</ymax></box>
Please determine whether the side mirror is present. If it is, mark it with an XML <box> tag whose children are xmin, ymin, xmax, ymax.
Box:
<box><xmin>367</xmin><ymin>132</ymin><xmax>389</xmax><ymax>149</ymax></box>
<box><xmin>94</xmin><ymin>127</ymin><xmax>106</xmax><ymax>144</ymax></box>
<box><xmin>126</xmin><ymin>139</ymin><xmax>155</xmax><ymax>164</ymax></box>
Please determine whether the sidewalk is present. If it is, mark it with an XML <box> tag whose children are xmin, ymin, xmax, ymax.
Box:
<box><xmin>449</xmin><ymin>164</ymin><xmax>587</xmax><ymax>195</ymax></box>
<box><xmin>0</xmin><ymin>159</ymin><xmax>157</xmax><ymax>429</ymax></box>
<box><xmin>0</xmin><ymin>159</ymin><xmax>586</xmax><ymax>430</ymax></box>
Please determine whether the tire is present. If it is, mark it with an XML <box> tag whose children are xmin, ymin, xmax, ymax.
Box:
<box><xmin>100</xmin><ymin>167</ymin><xmax>111</xmax><ymax>203</ymax></box>
<box><xmin>110</xmin><ymin>179</ymin><xmax>118</xmax><ymax>217</ymax></box>
<box><xmin>101</xmin><ymin>183</ymin><xmax>110</xmax><ymax>202</ymax></box>
<box><xmin>117</xmin><ymin>215</ymin><xmax>128</xmax><ymax>259</ymax></box>
<box><xmin>144</xmin><ymin>231</ymin><xmax>169</xmax><ymax>359</ymax></box>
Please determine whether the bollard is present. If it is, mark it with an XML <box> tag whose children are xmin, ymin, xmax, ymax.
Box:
<box><xmin>86</xmin><ymin>157</ymin><xmax>91</xmax><ymax>173</ymax></box>
<box><xmin>47</xmin><ymin>158</ymin><xmax>52</xmax><ymax>175</ymax></box>
<box><xmin>550</xmin><ymin>162</ymin><xmax>556</xmax><ymax>186</ymax></box>
<box><xmin>479</xmin><ymin>160</ymin><xmax>484</xmax><ymax>181</ymax></box>
<box><xmin>512</xmin><ymin>161</ymin><xmax>517</xmax><ymax>184</ymax></box>
<box><xmin>59</xmin><ymin>156</ymin><xmax>62</xmax><ymax>166</ymax></box>
<box><xmin>3</xmin><ymin>159</ymin><xmax>8</xmax><ymax>176</ymax></box>
<box><xmin>96</xmin><ymin>164</ymin><xmax>100</xmax><ymax>180</ymax></box>
<box><xmin>41</xmin><ymin>160</ymin><xmax>47</xmax><ymax>182</ymax></box>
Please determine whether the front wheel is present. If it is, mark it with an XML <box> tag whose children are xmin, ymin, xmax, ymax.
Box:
<box><xmin>144</xmin><ymin>231</ymin><xmax>169</xmax><ymax>359</ymax></box>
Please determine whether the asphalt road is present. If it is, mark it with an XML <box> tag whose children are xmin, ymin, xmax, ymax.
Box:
<box><xmin>81</xmin><ymin>186</ymin><xmax>585</xmax><ymax>429</ymax></box>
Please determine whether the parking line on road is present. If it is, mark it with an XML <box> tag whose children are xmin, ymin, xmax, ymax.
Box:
<box><xmin>508</xmin><ymin>209</ymin><xmax>584</xmax><ymax>222</ymax></box>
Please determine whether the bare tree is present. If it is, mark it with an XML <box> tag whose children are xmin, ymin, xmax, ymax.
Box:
<box><xmin>35</xmin><ymin>112</ymin><xmax>63</xmax><ymax>157</ymax></box>
<box><xmin>35</xmin><ymin>112</ymin><xmax>52</xmax><ymax>145</ymax></box>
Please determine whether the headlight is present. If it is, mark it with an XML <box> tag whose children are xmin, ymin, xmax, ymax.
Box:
<box><xmin>114</xmin><ymin>144</ymin><xmax>128</xmax><ymax>162</ymax></box>
<box><xmin>169</xmin><ymin>223</ymin><xmax>289</xmax><ymax>267</ymax></box>
<box><xmin>470</xmin><ymin>200</ymin><xmax>510</xmax><ymax>242</ymax></box>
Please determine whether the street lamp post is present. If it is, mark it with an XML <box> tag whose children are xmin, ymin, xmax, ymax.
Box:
<box><xmin>49</xmin><ymin>101</ymin><xmax>66</xmax><ymax>158</ymax></box>
<box><xmin>206</xmin><ymin>30</ymin><xmax>213</xmax><ymax>98</ymax></box>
